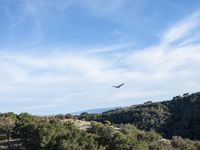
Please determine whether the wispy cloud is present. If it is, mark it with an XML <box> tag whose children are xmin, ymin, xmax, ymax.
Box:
<box><xmin>161</xmin><ymin>11</ymin><xmax>200</xmax><ymax>46</ymax></box>
<box><xmin>0</xmin><ymin>50</ymin><xmax>124</xmax><ymax>114</ymax></box>
<box><xmin>124</xmin><ymin>11</ymin><xmax>200</xmax><ymax>96</ymax></box>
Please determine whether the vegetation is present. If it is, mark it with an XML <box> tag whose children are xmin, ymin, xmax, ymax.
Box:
<box><xmin>1</xmin><ymin>92</ymin><xmax>200</xmax><ymax>149</ymax></box>
<box><xmin>78</xmin><ymin>92</ymin><xmax>200</xmax><ymax>140</ymax></box>
<box><xmin>0</xmin><ymin>113</ymin><xmax>199</xmax><ymax>149</ymax></box>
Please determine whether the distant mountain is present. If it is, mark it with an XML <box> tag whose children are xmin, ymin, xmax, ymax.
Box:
<box><xmin>78</xmin><ymin>92</ymin><xmax>200</xmax><ymax>140</ymax></box>
<box><xmin>71</xmin><ymin>107</ymin><xmax>117</xmax><ymax>115</ymax></box>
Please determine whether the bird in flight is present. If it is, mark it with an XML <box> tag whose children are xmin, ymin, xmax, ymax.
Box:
<box><xmin>112</xmin><ymin>83</ymin><xmax>124</xmax><ymax>88</ymax></box>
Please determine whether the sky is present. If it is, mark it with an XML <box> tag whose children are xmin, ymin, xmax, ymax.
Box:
<box><xmin>1</xmin><ymin>0</ymin><xmax>200</xmax><ymax>115</ymax></box>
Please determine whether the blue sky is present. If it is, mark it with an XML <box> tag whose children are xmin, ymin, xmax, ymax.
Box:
<box><xmin>1</xmin><ymin>0</ymin><xmax>200</xmax><ymax>115</ymax></box>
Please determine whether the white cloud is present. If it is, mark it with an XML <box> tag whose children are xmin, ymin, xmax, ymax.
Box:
<box><xmin>161</xmin><ymin>12</ymin><xmax>200</xmax><ymax>46</ymax></box>
<box><xmin>0</xmin><ymin>50</ymin><xmax>125</xmax><ymax>114</ymax></box>
<box><xmin>123</xmin><ymin>11</ymin><xmax>200</xmax><ymax>97</ymax></box>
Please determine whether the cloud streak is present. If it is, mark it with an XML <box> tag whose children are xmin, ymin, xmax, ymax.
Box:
<box><xmin>161</xmin><ymin>11</ymin><xmax>200</xmax><ymax>46</ymax></box>
<box><xmin>124</xmin><ymin>11</ymin><xmax>200</xmax><ymax>95</ymax></box>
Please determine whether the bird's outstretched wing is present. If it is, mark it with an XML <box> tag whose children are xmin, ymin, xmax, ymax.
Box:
<box><xmin>118</xmin><ymin>83</ymin><xmax>124</xmax><ymax>87</ymax></box>
<box><xmin>112</xmin><ymin>85</ymin><xmax>119</xmax><ymax>88</ymax></box>
<box><xmin>112</xmin><ymin>83</ymin><xmax>124</xmax><ymax>88</ymax></box>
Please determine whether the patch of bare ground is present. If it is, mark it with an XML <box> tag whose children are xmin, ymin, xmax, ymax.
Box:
<box><xmin>61</xmin><ymin>119</ymin><xmax>91</xmax><ymax>131</ymax></box>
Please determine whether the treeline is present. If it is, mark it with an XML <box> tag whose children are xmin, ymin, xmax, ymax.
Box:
<box><xmin>1</xmin><ymin>112</ymin><xmax>200</xmax><ymax>149</ymax></box>
<box><xmin>78</xmin><ymin>92</ymin><xmax>200</xmax><ymax>140</ymax></box>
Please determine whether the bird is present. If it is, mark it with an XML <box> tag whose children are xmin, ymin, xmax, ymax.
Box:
<box><xmin>112</xmin><ymin>83</ymin><xmax>124</xmax><ymax>88</ymax></box>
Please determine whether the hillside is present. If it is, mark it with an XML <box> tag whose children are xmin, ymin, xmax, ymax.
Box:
<box><xmin>1</xmin><ymin>92</ymin><xmax>200</xmax><ymax>149</ymax></box>
<box><xmin>1</xmin><ymin>113</ymin><xmax>200</xmax><ymax>150</ymax></box>
<box><xmin>78</xmin><ymin>92</ymin><xmax>200</xmax><ymax>140</ymax></box>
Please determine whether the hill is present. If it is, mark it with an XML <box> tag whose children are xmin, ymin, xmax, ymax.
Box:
<box><xmin>1</xmin><ymin>113</ymin><xmax>200</xmax><ymax>150</ymax></box>
<box><xmin>71</xmin><ymin>107</ymin><xmax>116</xmax><ymax>115</ymax></box>
<box><xmin>1</xmin><ymin>92</ymin><xmax>200</xmax><ymax>149</ymax></box>
<box><xmin>78</xmin><ymin>92</ymin><xmax>200</xmax><ymax>140</ymax></box>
